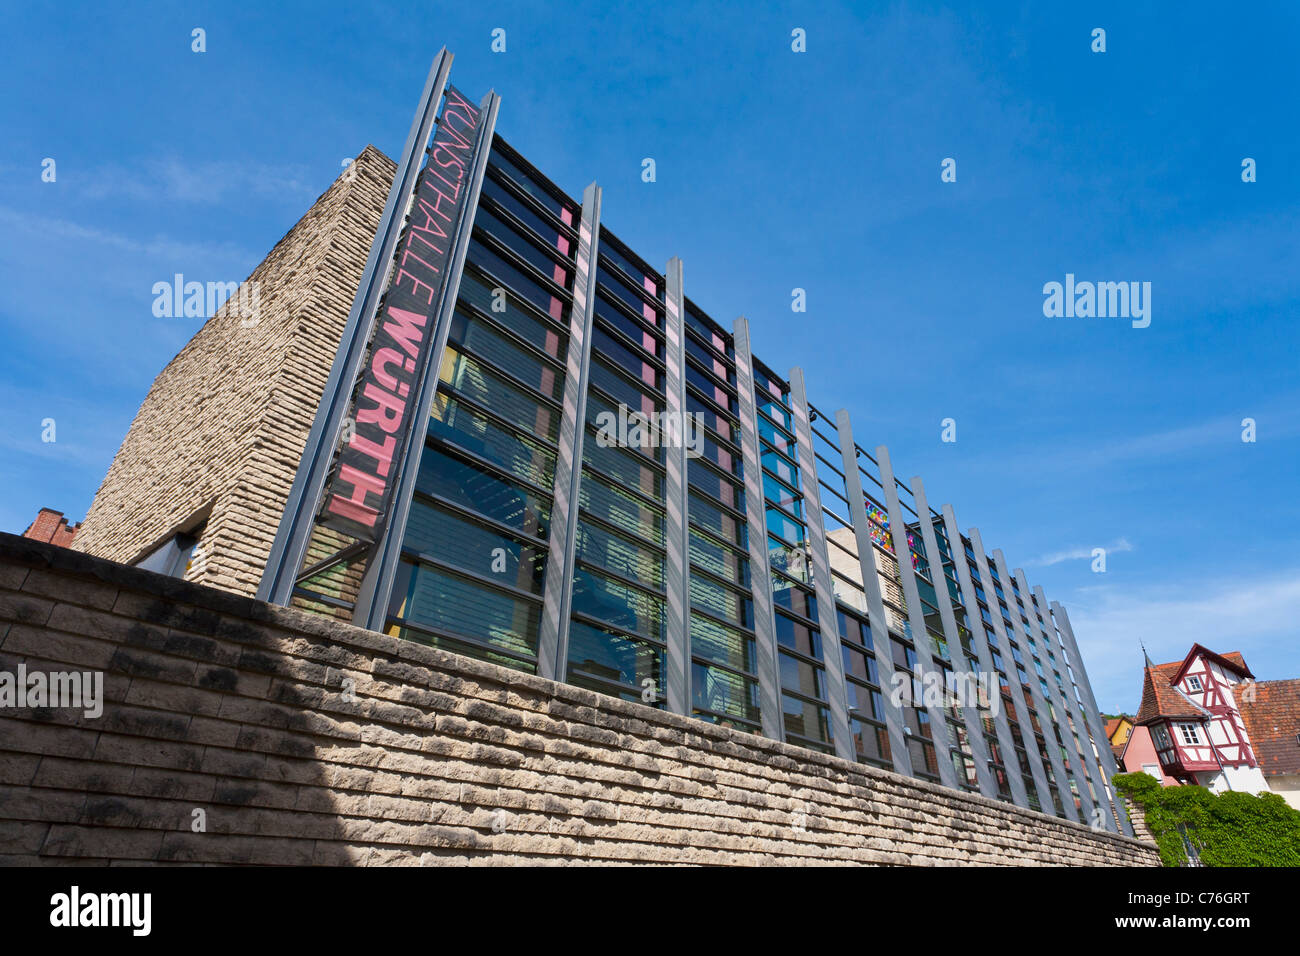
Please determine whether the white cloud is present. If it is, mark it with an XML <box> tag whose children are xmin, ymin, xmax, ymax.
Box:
<box><xmin>1065</xmin><ymin>569</ymin><xmax>1300</xmax><ymax>714</ymax></box>
<box><xmin>1030</xmin><ymin>536</ymin><xmax>1134</xmax><ymax>567</ymax></box>
<box><xmin>74</xmin><ymin>157</ymin><xmax>321</xmax><ymax>206</ymax></box>
<box><xmin>0</xmin><ymin>205</ymin><xmax>253</xmax><ymax>264</ymax></box>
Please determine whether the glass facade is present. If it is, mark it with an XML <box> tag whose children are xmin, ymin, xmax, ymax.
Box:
<box><xmin>384</xmin><ymin>138</ymin><xmax>580</xmax><ymax>673</ymax></box>
<box><xmin>293</xmin><ymin>125</ymin><xmax>1126</xmax><ymax>830</ymax></box>
<box><xmin>566</xmin><ymin>230</ymin><xmax>669</xmax><ymax>704</ymax></box>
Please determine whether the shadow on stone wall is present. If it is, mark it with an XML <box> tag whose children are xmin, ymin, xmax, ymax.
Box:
<box><xmin>0</xmin><ymin>533</ymin><xmax>1160</xmax><ymax>866</ymax></box>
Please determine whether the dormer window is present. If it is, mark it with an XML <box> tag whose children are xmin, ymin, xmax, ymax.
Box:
<box><xmin>1186</xmin><ymin>675</ymin><xmax>1202</xmax><ymax>692</ymax></box>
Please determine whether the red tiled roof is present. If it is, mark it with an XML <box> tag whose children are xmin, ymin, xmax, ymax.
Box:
<box><xmin>1136</xmin><ymin>661</ymin><xmax>1208</xmax><ymax>724</ymax></box>
<box><xmin>1223</xmin><ymin>652</ymin><xmax>1250</xmax><ymax>672</ymax></box>
<box><xmin>1104</xmin><ymin>717</ymin><xmax>1122</xmax><ymax>739</ymax></box>
<box><xmin>1111</xmin><ymin>742</ymin><xmax>1125</xmax><ymax>762</ymax></box>
<box><xmin>1238</xmin><ymin>679</ymin><xmax>1300</xmax><ymax>778</ymax></box>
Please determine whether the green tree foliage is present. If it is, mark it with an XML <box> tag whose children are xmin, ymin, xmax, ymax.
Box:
<box><xmin>1115</xmin><ymin>772</ymin><xmax>1300</xmax><ymax>867</ymax></box>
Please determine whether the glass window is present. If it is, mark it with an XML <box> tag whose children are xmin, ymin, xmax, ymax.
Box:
<box><xmin>592</xmin><ymin>324</ymin><xmax>662</xmax><ymax>390</ymax></box>
<box><xmin>402</xmin><ymin>499</ymin><xmax>546</xmax><ymax>595</ymax></box>
<box><xmin>761</xmin><ymin>443</ymin><xmax>799</xmax><ymax>489</ymax></box>
<box><xmin>685</xmin><ymin>389</ymin><xmax>738</xmax><ymax>443</ymax></box>
<box><xmin>387</xmin><ymin>559</ymin><xmax>539</xmax><ymax>663</ymax></box>
<box><xmin>448</xmin><ymin>309</ymin><xmax>563</xmax><ymax>401</ymax></box>
<box><xmin>599</xmin><ymin>239</ymin><xmax>662</xmax><ymax>300</ymax></box>
<box><xmin>488</xmin><ymin>149</ymin><xmax>577</xmax><ymax>221</ymax></box>
<box><xmin>690</xmin><ymin>612</ymin><xmax>755</xmax><ymax>673</ymax></box>
<box><xmin>1177</xmin><ymin>723</ymin><xmax>1202</xmax><ymax>745</ymax></box>
<box><xmin>414</xmin><ymin>443</ymin><xmax>550</xmax><ymax>536</ymax></box>
<box><xmin>766</xmin><ymin>507</ymin><xmax>805</xmax><ymax>546</ymax></box>
<box><xmin>762</xmin><ymin>471</ymin><xmax>802</xmax><ymax>516</ymax></box>
<box><xmin>688</xmin><ymin>458</ymin><xmax>743</xmax><ymax>512</ymax></box>
<box><xmin>572</xmin><ymin>564</ymin><xmax>665</xmax><ymax>641</ymax></box>
<box><xmin>688</xmin><ymin>489</ymin><xmax>745</xmax><ymax>547</ymax></box>
<box><xmin>476</xmin><ymin>207</ymin><xmax>572</xmax><ymax>289</ymax></box>
<box><xmin>837</xmin><ymin>609</ymin><xmax>873</xmax><ymax>651</ymax></box>
<box><xmin>772</xmin><ymin>575</ymin><xmax>818</xmax><ymax>621</ymax></box>
<box><xmin>467</xmin><ymin>238</ymin><xmax>570</xmax><ymax>323</ymax></box>
<box><xmin>579</xmin><ymin>469</ymin><xmax>665</xmax><ymax>546</ymax></box>
<box><xmin>458</xmin><ymin>269</ymin><xmax>567</xmax><ymax>360</ymax></box>
<box><xmin>689</xmin><ymin>574</ymin><xmax>753</xmax><ymax>628</ymax></box>
<box><xmin>782</xmin><ymin>693</ymin><xmax>830</xmax><ymax>743</ymax></box>
<box><xmin>595</xmin><ymin>292</ymin><xmax>662</xmax><ymax>357</ymax></box>
<box><xmin>842</xmin><ymin>644</ymin><xmax>879</xmax><ymax>685</ymax></box>
<box><xmin>779</xmin><ymin>652</ymin><xmax>824</xmax><ymax>700</ymax></box>
<box><xmin>430</xmin><ymin>391</ymin><xmax>555</xmax><ymax>488</ymax></box>
<box><xmin>684</xmin><ymin>304</ymin><xmax>728</xmax><ymax>353</ymax></box>
<box><xmin>439</xmin><ymin>346</ymin><xmax>560</xmax><ymax>441</ymax></box>
<box><xmin>575</xmin><ymin>519</ymin><xmax>665</xmax><ymax>589</ymax></box>
<box><xmin>480</xmin><ymin>173</ymin><xmax>572</xmax><ymax>258</ymax></box>
<box><xmin>688</xmin><ymin>528</ymin><xmax>749</xmax><ymax>588</ymax></box>
<box><xmin>589</xmin><ymin>356</ymin><xmax>662</xmax><ymax>416</ymax></box>
<box><xmin>598</xmin><ymin>265</ymin><xmax>657</xmax><ymax>323</ymax></box>
<box><xmin>692</xmin><ymin>661</ymin><xmax>760</xmax><ymax>725</ymax></box>
<box><xmin>891</xmin><ymin>638</ymin><xmax>917</xmax><ymax>672</ymax></box>
<box><xmin>566</xmin><ymin>619</ymin><xmax>664</xmax><ymax>700</ymax></box>
<box><xmin>778</xmin><ymin>607</ymin><xmax>822</xmax><ymax>654</ymax></box>
<box><xmin>582</xmin><ymin>433</ymin><xmax>663</xmax><ymax>501</ymax></box>
<box><xmin>584</xmin><ymin>390</ymin><xmax>666</xmax><ymax>466</ymax></box>
<box><xmin>685</xmin><ymin>332</ymin><xmax>733</xmax><ymax>384</ymax></box>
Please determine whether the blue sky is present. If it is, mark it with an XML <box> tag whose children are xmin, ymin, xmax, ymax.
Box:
<box><xmin>1</xmin><ymin>1</ymin><xmax>1297</xmax><ymax>712</ymax></box>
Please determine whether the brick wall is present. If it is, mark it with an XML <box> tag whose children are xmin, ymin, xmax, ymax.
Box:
<box><xmin>70</xmin><ymin>147</ymin><xmax>397</xmax><ymax>598</ymax></box>
<box><xmin>0</xmin><ymin>534</ymin><xmax>1160</xmax><ymax>865</ymax></box>
<box><xmin>21</xmin><ymin>509</ymin><xmax>79</xmax><ymax>548</ymax></box>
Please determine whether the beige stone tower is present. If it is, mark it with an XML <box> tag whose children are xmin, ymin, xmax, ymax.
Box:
<box><xmin>71</xmin><ymin>146</ymin><xmax>396</xmax><ymax>597</ymax></box>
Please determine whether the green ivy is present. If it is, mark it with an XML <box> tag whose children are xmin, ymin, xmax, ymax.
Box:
<box><xmin>1114</xmin><ymin>772</ymin><xmax>1300</xmax><ymax>867</ymax></box>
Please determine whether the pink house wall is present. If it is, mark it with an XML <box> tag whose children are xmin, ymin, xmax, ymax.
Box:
<box><xmin>1121</xmin><ymin>725</ymin><xmax>1175</xmax><ymax>786</ymax></box>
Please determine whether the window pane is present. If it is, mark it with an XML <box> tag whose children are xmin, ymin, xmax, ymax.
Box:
<box><xmin>689</xmin><ymin>574</ymin><xmax>752</xmax><ymax>628</ymax></box>
<box><xmin>690</xmin><ymin>612</ymin><xmax>755</xmax><ymax>673</ymax></box>
<box><xmin>403</xmin><ymin>499</ymin><xmax>546</xmax><ymax>595</ymax></box>
<box><xmin>572</xmin><ymin>564</ymin><xmax>665</xmax><ymax>641</ymax></box>
<box><xmin>430</xmin><ymin>391</ymin><xmax>555</xmax><ymax>487</ymax></box>
<box><xmin>467</xmin><ymin>239</ymin><xmax>570</xmax><ymax>323</ymax></box>
<box><xmin>688</xmin><ymin>527</ymin><xmax>749</xmax><ymax>588</ymax></box>
<box><xmin>567</xmin><ymin>618</ymin><xmax>664</xmax><ymax>700</ymax></box>
<box><xmin>688</xmin><ymin>490</ymin><xmax>745</xmax><ymax>547</ymax></box>
<box><xmin>414</xmin><ymin>443</ymin><xmax>551</xmax><ymax>537</ymax></box>
<box><xmin>476</xmin><ymin>206</ymin><xmax>572</xmax><ymax>289</ymax></box>
<box><xmin>439</xmin><ymin>346</ymin><xmax>559</xmax><ymax>441</ymax></box>
<box><xmin>692</xmin><ymin>661</ymin><xmax>760</xmax><ymax>725</ymax></box>
<box><xmin>449</xmin><ymin>309</ymin><xmax>563</xmax><ymax>401</ymax></box>
<box><xmin>578</xmin><ymin>469</ymin><xmax>665</xmax><ymax>546</ymax></box>
<box><xmin>783</xmin><ymin>692</ymin><xmax>830</xmax><ymax>743</ymax></box>
<box><xmin>387</xmin><ymin>560</ymin><xmax>539</xmax><ymax>661</ymax></box>
<box><xmin>575</xmin><ymin>519</ymin><xmax>665</xmax><ymax>589</ymax></box>
<box><xmin>582</xmin><ymin>433</ymin><xmax>663</xmax><ymax>500</ymax></box>
<box><xmin>458</xmin><ymin>269</ymin><xmax>567</xmax><ymax>360</ymax></box>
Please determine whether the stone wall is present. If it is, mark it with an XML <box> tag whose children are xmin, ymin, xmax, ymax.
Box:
<box><xmin>1121</xmin><ymin>796</ymin><xmax>1156</xmax><ymax>845</ymax></box>
<box><xmin>70</xmin><ymin>147</ymin><xmax>396</xmax><ymax>598</ymax></box>
<box><xmin>0</xmin><ymin>534</ymin><xmax>1160</xmax><ymax>866</ymax></box>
